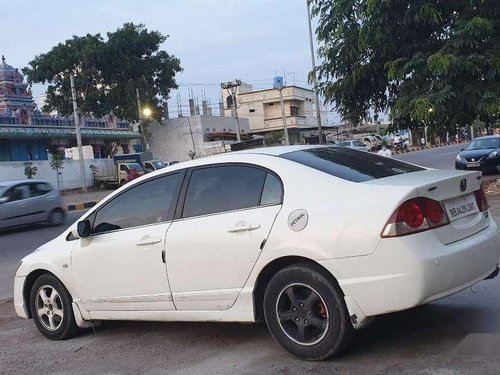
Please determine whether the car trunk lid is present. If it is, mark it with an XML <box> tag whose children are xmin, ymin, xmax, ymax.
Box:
<box><xmin>365</xmin><ymin>170</ymin><xmax>489</xmax><ymax>244</ymax></box>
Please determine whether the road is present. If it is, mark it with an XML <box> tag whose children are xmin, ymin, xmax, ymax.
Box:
<box><xmin>1</xmin><ymin>147</ymin><xmax>500</xmax><ymax>374</ymax></box>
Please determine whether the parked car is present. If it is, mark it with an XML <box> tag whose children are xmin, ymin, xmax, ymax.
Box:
<box><xmin>0</xmin><ymin>180</ymin><xmax>65</xmax><ymax>230</ymax></box>
<box><xmin>14</xmin><ymin>146</ymin><xmax>500</xmax><ymax>360</ymax></box>
<box><xmin>93</xmin><ymin>161</ymin><xmax>145</xmax><ymax>189</ymax></box>
<box><xmin>362</xmin><ymin>135</ymin><xmax>381</xmax><ymax>151</ymax></box>
<box><xmin>143</xmin><ymin>159</ymin><xmax>167</xmax><ymax>173</ymax></box>
<box><xmin>336</xmin><ymin>140</ymin><xmax>370</xmax><ymax>152</ymax></box>
<box><xmin>455</xmin><ymin>135</ymin><xmax>500</xmax><ymax>173</ymax></box>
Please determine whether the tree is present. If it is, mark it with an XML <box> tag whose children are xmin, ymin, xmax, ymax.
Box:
<box><xmin>23</xmin><ymin>23</ymin><xmax>182</xmax><ymax>121</ymax></box>
<box><xmin>49</xmin><ymin>152</ymin><xmax>64</xmax><ymax>189</ymax></box>
<box><xmin>311</xmin><ymin>0</ymin><xmax>500</xmax><ymax>134</ymax></box>
<box><xmin>24</xmin><ymin>162</ymin><xmax>37</xmax><ymax>179</ymax></box>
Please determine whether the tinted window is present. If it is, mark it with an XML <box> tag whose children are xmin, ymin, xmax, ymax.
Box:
<box><xmin>352</xmin><ymin>141</ymin><xmax>365</xmax><ymax>147</ymax></box>
<box><xmin>183</xmin><ymin>166</ymin><xmax>266</xmax><ymax>218</ymax></box>
<box><xmin>92</xmin><ymin>173</ymin><xmax>182</xmax><ymax>234</ymax></box>
<box><xmin>280</xmin><ymin>147</ymin><xmax>424</xmax><ymax>183</ymax></box>
<box><xmin>260</xmin><ymin>173</ymin><xmax>283</xmax><ymax>206</ymax></box>
<box><xmin>4</xmin><ymin>184</ymin><xmax>29</xmax><ymax>202</ymax></box>
<box><xmin>466</xmin><ymin>138</ymin><xmax>500</xmax><ymax>150</ymax></box>
<box><xmin>29</xmin><ymin>182</ymin><xmax>52</xmax><ymax>197</ymax></box>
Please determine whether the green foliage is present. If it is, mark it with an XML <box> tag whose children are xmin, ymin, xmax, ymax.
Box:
<box><xmin>311</xmin><ymin>0</ymin><xmax>500</xmax><ymax>133</ymax></box>
<box><xmin>24</xmin><ymin>162</ymin><xmax>37</xmax><ymax>179</ymax></box>
<box><xmin>23</xmin><ymin>23</ymin><xmax>182</xmax><ymax>121</ymax></box>
<box><xmin>49</xmin><ymin>153</ymin><xmax>64</xmax><ymax>173</ymax></box>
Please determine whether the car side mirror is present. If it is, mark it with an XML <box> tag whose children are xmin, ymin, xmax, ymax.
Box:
<box><xmin>77</xmin><ymin>219</ymin><xmax>92</xmax><ymax>238</ymax></box>
<box><xmin>0</xmin><ymin>196</ymin><xmax>8</xmax><ymax>204</ymax></box>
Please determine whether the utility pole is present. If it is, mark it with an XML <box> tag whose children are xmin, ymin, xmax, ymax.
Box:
<box><xmin>135</xmin><ymin>88</ymin><xmax>148</xmax><ymax>150</ymax></box>
<box><xmin>306</xmin><ymin>0</ymin><xmax>324</xmax><ymax>144</ymax></box>
<box><xmin>221</xmin><ymin>80</ymin><xmax>242</xmax><ymax>142</ymax></box>
<box><xmin>274</xmin><ymin>76</ymin><xmax>290</xmax><ymax>145</ymax></box>
<box><xmin>69</xmin><ymin>73</ymin><xmax>87</xmax><ymax>192</ymax></box>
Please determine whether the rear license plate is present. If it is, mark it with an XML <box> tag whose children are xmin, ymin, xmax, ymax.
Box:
<box><xmin>443</xmin><ymin>194</ymin><xmax>479</xmax><ymax>221</ymax></box>
<box><xmin>467</xmin><ymin>162</ymin><xmax>480</xmax><ymax>167</ymax></box>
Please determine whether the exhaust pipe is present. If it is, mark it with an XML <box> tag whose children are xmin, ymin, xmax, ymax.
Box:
<box><xmin>485</xmin><ymin>264</ymin><xmax>499</xmax><ymax>280</ymax></box>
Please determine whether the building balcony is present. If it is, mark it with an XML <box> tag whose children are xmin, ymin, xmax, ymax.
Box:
<box><xmin>260</xmin><ymin>116</ymin><xmax>314</xmax><ymax>132</ymax></box>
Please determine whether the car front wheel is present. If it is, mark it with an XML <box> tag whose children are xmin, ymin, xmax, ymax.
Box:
<box><xmin>29</xmin><ymin>273</ymin><xmax>79</xmax><ymax>340</ymax></box>
<box><xmin>263</xmin><ymin>264</ymin><xmax>353</xmax><ymax>360</ymax></box>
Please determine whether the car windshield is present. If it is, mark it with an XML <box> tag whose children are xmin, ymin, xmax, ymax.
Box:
<box><xmin>280</xmin><ymin>147</ymin><xmax>424</xmax><ymax>183</ymax></box>
<box><xmin>127</xmin><ymin>163</ymin><xmax>144</xmax><ymax>172</ymax></box>
<box><xmin>0</xmin><ymin>185</ymin><xmax>6</xmax><ymax>196</ymax></box>
<box><xmin>352</xmin><ymin>141</ymin><xmax>365</xmax><ymax>147</ymax></box>
<box><xmin>152</xmin><ymin>160</ymin><xmax>166</xmax><ymax>169</ymax></box>
<box><xmin>466</xmin><ymin>138</ymin><xmax>500</xmax><ymax>150</ymax></box>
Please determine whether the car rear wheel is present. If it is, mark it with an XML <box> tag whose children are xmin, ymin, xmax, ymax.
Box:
<box><xmin>48</xmin><ymin>209</ymin><xmax>64</xmax><ymax>226</ymax></box>
<box><xmin>263</xmin><ymin>264</ymin><xmax>353</xmax><ymax>360</ymax></box>
<box><xmin>29</xmin><ymin>274</ymin><xmax>79</xmax><ymax>340</ymax></box>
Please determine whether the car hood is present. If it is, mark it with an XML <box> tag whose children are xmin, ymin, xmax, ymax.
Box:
<box><xmin>459</xmin><ymin>148</ymin><xmax>498</xmax><ymax>158</ymax></box>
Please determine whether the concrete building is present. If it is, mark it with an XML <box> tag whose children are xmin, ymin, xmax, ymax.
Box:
<box><xmin>148</xmin><ymin>115</ymin><xmax>250</xmax><ymax>163</ymax></box>
<box><xmin>221</xmin><ymin>83</ymin><xmax>326</xmax><ymax>139</ymax></box>
<box><xmin>0</xmin><ymin>56</ymin><xmax>140</xmax><ymax>161</ymax></box>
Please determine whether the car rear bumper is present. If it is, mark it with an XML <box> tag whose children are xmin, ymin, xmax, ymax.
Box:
<box><xmin>319</xmin><ymin>215</ymin><xmax>500</xmax><ymax>317</ymax></box>
<box><xmin>14</xmin><ymin>275</ymin><xmax>28</xmax><ymax>319</ymax></box>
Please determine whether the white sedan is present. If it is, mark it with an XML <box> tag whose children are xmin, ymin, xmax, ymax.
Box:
<box><xmin>14</xmin><ymin>146</ymin><xmax>500</xmax><ymax>360</ymax></box>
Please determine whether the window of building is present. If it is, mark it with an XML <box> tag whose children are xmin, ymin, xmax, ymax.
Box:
<box><xmin>249</xmin><ymin>109</ymin><xmax>255</xmax><ymax>113</ymax></box>
<box><xmin>92</xmin><ymin>173</ymin><xmax>182</xmax><ymax>234</ymax></box>
<box><xmin>268</xmin><ymin>103</ymin><xmax>274</xmax><ymax>106</ymax></box>
<box><xmin>182</xmin><ymin>165</ymin><xmax>267</xmax><ymax>218</ymax></box>
<box><xmin>290</xmin><ymin>106</ymin><xmax>299</xmax><ymax>116</ymax></box>
<box><xmin>226</xmin><ymin>95</ymin><xmax>233</xmax><ymax>109</ymax></box>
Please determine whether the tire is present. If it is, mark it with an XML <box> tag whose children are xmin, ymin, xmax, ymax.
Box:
<box><xmin>29</xmin><ymin>273</ymin><xmax>79</xmax><ymax>340</ymax></box>
<box><xmin>48</xmin><ymin>209</ymin><xmax>64</xmax><ymax>226</ymax></box>
<box><xmin>119</xmin><ymin>179</ymin><xmax>127</xmax><ymax>187</ymax></box>
<box><xmin>263</xmin><ymin>263</ymin><xmax>353</xmax><ymax>361</ymax></box>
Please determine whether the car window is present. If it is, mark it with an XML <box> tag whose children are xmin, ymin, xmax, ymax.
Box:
<box><xmin>29</xmin><ymin>182</ymin><xmax>52</xmax><ymax>197</ymax></box>
<box><xmin>119</xmin><ymin>165</ymin><xmax>128</xmax><ymax>171</ymax></box>
<box><xmin>4</xmin><ymin>184</ymin><xmax>29</xmax><ymax>202</ymax></box>
<box><xmin>466</xmin><ymin>138</ymin><xmax>500</xmax><ymax>150</ymax></box>
<box><xmin>353</xmin><ymin>141</ymin><xmax>365</xmax><ymax>147</ymax></box>
<box><xmin>260</xmin><ymin>173</ymin><xmax>283</xmax><ymax>206</ymax></box>
<box><xmin>338</xmin><ymin>142</ymin><xmax>349</xmax><ymax>147</ymax></box>
<box><xmin>280</xmin><ymin>147</ymin><xmax>424</xmax><ymax>183</ymax></box>
<box><xmin>92</xmin><ymin>173</ymin><xmax>182</xmax><ymax>235</ymax></box>
<box><xmin>183</xmin><ymin>165</ymin><xmax>267</xmax><ymax>218</ymax></box>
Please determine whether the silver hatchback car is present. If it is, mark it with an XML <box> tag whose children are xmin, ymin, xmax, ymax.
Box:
<box><xmin>0</xmin><ymin>180</ymin><xmax>65</xmax><ymax>230</ymax></box>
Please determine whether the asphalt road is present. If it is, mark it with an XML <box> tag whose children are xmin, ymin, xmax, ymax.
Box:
<box><xmin>1</xmin><ymin>147</ymin><xmax>500</xmax><ymax>374</ymax></box>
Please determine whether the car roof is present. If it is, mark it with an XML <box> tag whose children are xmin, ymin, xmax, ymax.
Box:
<box><xmin>230</xmin><ymin>145</ymin><xmax>323</xmax><ymax>156</ymax></box>
<box><xmin>471</xmin><ymin>135</ymin><xmax>500</xmax><ymax>140</ymax></box>
<box><xmin>0</xmin><ymin>179</ymin><xmax>49</xmax><ymax>187</ymax></box>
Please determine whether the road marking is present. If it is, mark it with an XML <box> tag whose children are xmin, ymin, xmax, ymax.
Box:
<box><xmin>439</xmin><ymin>151</ymin><xmax>458</xmax><ymax>156</ymax></box>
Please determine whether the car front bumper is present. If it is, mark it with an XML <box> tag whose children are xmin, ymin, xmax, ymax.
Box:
<box><xmin>455</xmin><ymin>157</ymin><xmax>500</xmax><ymax>172</ymax></box>
<box><xmin>319</xmin><ymin>215</ymin><xmax>500</xmax><ymax>317</ymax></box>
<box><xmin>14</xmin><ymin>275</ymin><xmax>28</xmax><ymax>319</ymax></box>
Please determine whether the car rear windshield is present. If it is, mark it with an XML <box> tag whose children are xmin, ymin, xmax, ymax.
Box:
<box><xmin>280</xmin><ymin>147</ymin><xmax>424</xmax><ymax>182</ymax></box>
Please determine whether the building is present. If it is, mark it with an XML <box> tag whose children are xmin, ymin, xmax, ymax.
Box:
<box><xmin>149</xmin><ymin>115</ymin><xmax>251</xmax><ymax>163</ymax></box>
<box><xmin>221</xmin><ymin>82</ymin><xmax>329</xmax><ymax>143</ymax></box>
<box><xmin>0</xmin><ymin>56</ymin><xmax>140</xmax><ymax>161</ymax></box>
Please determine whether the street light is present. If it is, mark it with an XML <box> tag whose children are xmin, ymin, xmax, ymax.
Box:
<box><xmin>143</xmin><ymin>107</ymin><xmax>152</xmax><ymax>119</ymax></box>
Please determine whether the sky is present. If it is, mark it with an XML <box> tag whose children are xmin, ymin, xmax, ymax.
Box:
<box><xmin>0</xmin><ymin>0</ymin><xmax>343</xmax><ymax>123</ymax></box>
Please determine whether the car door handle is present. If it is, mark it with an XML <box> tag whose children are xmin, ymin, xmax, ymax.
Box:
<box><xmin>136</xmin><ymin>237</ymin><xmax>162</xmax><ymax>246</ymax></box>
<box><xmin>227</xmin><ymin>223</ymin><xmax>261</xmax><ymax>233</ymax></box>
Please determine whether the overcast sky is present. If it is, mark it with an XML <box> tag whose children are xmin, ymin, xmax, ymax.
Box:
<box><xmin>0</xmin><ymin>0</ymin><xmax>342</xmax><ymax>122</ymax></box>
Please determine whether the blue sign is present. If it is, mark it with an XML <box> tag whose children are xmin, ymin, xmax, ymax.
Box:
<box><xmin>273</xmin><ymin>76</ymin><xmax>284</xmax><ymax>90</ymax></box>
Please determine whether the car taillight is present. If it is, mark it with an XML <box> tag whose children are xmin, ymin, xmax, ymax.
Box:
<box><xmin>381</xmin><ymin>197</ymin><xmax>449</xmax><ymax>238</ymax></box>
<box><xmin>474</xmin><ymin>187</ymin><xmax>489</xmax><ymax>212</ymax></box>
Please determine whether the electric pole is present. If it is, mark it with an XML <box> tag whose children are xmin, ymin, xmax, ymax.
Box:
<box><xmin>306</xmin><ymin>0</ymin><xmax>324</xmax><ymax>144</ymax></box>
<box><xmin>69</xmin><ymin>73</ymin><xmax>87</xmax><ymax>192</ymax></box>
<box><xmin>136</xmin><ymin>88</ymin><xmax>148</xmax><ymax>151</ymax></box>
<box><xmin>221</xmin><ymin>80</ymin><xmax>242</xmax><ymax>142</ymax></box>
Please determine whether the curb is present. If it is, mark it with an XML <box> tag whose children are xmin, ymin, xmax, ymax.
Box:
<box><xmin>392</xmin><ymin>140</ymin><xmax>467</xmax><ymax>155</ymax></box>
<box><xmin>66</xmin><ymin>202</ymin><xmax>98</xmax><ymax>212</ymax></box>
